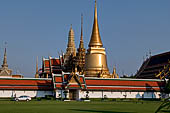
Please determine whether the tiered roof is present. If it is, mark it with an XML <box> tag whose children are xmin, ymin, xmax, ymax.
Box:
<box><xmin>136</xmin><ymin>51</ymin><xmax>170</xmax><ymax>79</ymax></box>
<box><xmin>40</xmin><ymin>57</ymin><xmax>63</xmax><ymax>78</ymax></box>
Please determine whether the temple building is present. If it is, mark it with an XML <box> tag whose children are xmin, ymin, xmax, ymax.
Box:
<box><xmin>0</xmin><ymin>48</ymin><xmax>12</xmax><ymax>77</ymax></box>
<box><xmin>136</xmin><ymin>51</ymin><xmax>170</xmax><ymax>79</ymax></box>
<box><xmin>0</xmin><ymin>0</ymin><xmax>167</xmax><ymax>100</ymax></box>
<box><xmin>40</xmin><ymin>1</ymin><xmax>111</xmax><ymax>78</ymax></box>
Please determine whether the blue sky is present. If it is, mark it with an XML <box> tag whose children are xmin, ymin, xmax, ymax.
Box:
<box><xmin>0</xmin><ymin>0</ymin><xmax>170</xmax><ymax>77</ymax></box>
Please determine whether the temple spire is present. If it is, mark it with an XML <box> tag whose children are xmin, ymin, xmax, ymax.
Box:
<box><xmin>2</xmin><ymin>48</ymin><xmax>8</xmax><ymax>68</ymax></box>
<box><xmin>36</xmin><ymin>56</ymin><xmax>38</xmax><ymax>74</ymax></box>
<box><xmin>89</xmin><ymin>0</ymin><xmax>103</xmax><ymax>47</ymax></box>
<box><xmin>35</xmin><ymin>56</ymin><xmax>39</xmax><ymax>78</ymax></box>
<box><xmin>66</xmin><ymin>25</ymin><xmax>76</xmax><ymax>56</ymax></box>
<box><xmin>79</xmin><ymin>14</ymin><xmax>84</xmax><ymax>49</ymax></box>
<box><xmin>84</xmin><ymin>0</ymin><xmax>110</xmax><ymax>78</ymax></box>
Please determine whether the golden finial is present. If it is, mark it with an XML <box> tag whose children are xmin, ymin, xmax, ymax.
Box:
<box><xmin>95</xmin><ymin>0</ymin><xmax>97</xmax><ymax>19</ymax></box>
<box><xmin>89</xmin><ymin>0</ymin><xmax>103</xmax><ymax>47</ymax></box>
<box><xmin>81</xmin><ymin>13</ymin><xmax>83</xmax><ymax>41</ymax></box>
<box><xmin>36</xmin><ymin>56</ymin><xmax>38</xmax><ymax>74</ymax></box>
<box><xmin>70</xmin><ymin>24</ymin><xmax>72</xmax><ymax>29</ymax></box>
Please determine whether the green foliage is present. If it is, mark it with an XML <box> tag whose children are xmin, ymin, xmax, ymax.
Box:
<box><xmin>45</xmin><ymin>95</ymin><xmax>55</xmax><ymax>100</ymax></box>
<box><xmin>155</xmin><ymin>97</ymin><xmax>170</xmax><ymax>113</ymax></box>
<box><xmin>36</xmin><ymin>97</ymin><xmax>42</xmax><ymax>101</ymax></box>
<box><xmin>165</xmin><ymin>79</ymin><xmax>170</xmax><ymax>93</ymax></box>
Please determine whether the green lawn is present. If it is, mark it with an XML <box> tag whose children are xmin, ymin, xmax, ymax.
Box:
<box><xmin>0</xmin><ymin>100</ymin><xmax>162</xmax><ymax>113</ymax></box>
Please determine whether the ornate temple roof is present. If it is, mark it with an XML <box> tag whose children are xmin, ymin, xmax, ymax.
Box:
<box><xmin>136</xmin><ymin>51</ymin><xmax>170</xmax><ymax>79</ymax></box>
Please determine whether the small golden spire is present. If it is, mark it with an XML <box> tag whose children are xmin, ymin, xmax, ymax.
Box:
<box><xmin>89</xmin><ymin>0</ymin><xmax>103</xmax><ymax>48</ymax></box>
<box><xmin>35</xmin><ymin>56</ymin><xmax>39</xmax><ymax>78</ymax></box>
<box><xmin>2</xmin><ymin>48</ymin><xmax>8</xmax><ymax>68</ymax></box>
<box><xmin>112</xmin><ymin>66</ymin><xmax>119</xmax><ymax>78</ymax></box>
<box><xmin>36</xmin><ymin>56</ymin><xmax>38</xmax><ymax>74</ymax></box>
<box><xmin>81</xmin><ymin>14</ymin><xmax>83</xmax><ymax>41</ymax></box>
<box><xmin>79</xmin><ymin>14</ymin><xmax>84</xmax><ymax>49</ymax></box>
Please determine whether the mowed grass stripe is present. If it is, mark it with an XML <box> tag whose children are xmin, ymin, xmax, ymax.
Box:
<box><xmin>0</xmin><ymin>101</ymin><xmax>161</xmax><ymax>113</ymax></box>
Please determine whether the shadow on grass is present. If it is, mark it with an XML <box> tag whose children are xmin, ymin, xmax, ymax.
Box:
<box><xmin>160</xmin><ymin>110</ymin><xmax>170</xmax><ymax>112</ymax></box>
<box><xmin>69</xmin><ymin>109</ymin><xmax>136</xmax><ymax>113</ymax></box>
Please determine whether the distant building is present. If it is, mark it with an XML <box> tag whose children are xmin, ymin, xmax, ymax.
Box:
<box><xmin>136</xmin><ymin>51</ymin><xmax>170</xmax><ymax>79</ymax></box>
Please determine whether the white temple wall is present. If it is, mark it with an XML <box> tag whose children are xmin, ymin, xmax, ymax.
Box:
<box><xmin>0</xmin><ymin>90</ymin><xmax>53</xmax><ymax>98</ymax></box>
<box><xmin>78</xmin><ymin>90</ymin><xmax>162</xmax><ymax>99</ymax></box>
<box><xmin>79</xmin><ymin>90</ymin><xmax>88</xmax><ymax>99</ymax></box>
<box><xmin>55</xmin><ymin>90</ymin><xmax>69</xmax><ymax>99</ymax></box>
<box><xmin>0</xmin><ymin>89</ymin><xmax>162</xmax><ymax>99</ymax></box>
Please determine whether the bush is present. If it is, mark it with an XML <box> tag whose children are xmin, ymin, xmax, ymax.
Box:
<box><xmin>36</xmin><ymin>97</ymin><xmax>42</xmax><ymax>101</ymax></box>
<box><xmin>45</xmin><ymin>95</ymin><xmax>54</xmax><ymax>100</ymax></box>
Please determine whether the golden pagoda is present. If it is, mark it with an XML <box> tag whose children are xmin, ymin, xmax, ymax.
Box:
<box><xmin>84</xmin><ymin>0</ymin><xmax>110</xmax><ymax>78</ymax></box>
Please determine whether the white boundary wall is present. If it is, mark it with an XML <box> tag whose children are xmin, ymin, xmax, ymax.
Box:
<box><xmin>0</xmin><ymin>90</ymin><xmax>53</xmax><ymax>98</ymax></box>
<box><xmin>78</xmin><ymin>90</ymin><xmax>162</xmax><ymax>99</ymax></box>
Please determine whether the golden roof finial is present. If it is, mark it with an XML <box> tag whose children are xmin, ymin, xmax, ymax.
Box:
<box><xmin>89</xmin><ymin>0</ymin><xmax>103</xmax><ymax>48</ymax></box>
<box><xmin>36</xmin><ymin>56</ymin><xmax>38</xmax><ymax>74</ymax></box>
<box><xmin>95</xmin><ymin>0</ymin><xmax>97</xmax><ymax>19</ymax></box>
<box><xmin>81</xmin><ymin>14</ymin><xmax>83</xmax><ymax>41</ymax></box>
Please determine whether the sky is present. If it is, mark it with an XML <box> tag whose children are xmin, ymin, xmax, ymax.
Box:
<box><xmin>0</xmin><ymin>0</ymin><xmax>170</xmax><ymax>77</ymax></box>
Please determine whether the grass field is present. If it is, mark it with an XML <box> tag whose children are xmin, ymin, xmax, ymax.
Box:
<box><xmin>0</xmin><ymin>100</ymin><xmax>162</xmax><ymax>113</ymax></box>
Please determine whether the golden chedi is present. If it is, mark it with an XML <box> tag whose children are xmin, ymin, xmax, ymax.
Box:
<box><xmin>84</xmin><ymin>0</ymin><xmax>110</xmax><ymax>78</ymax></box>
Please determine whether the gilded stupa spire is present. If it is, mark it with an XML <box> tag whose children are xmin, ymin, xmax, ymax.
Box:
<box><xmin>2</xmin><ymin>48</ymin><xmax>8</xmax><ymax>68</ymax></box>
<box><xmin>84</xmin><ymin>0</ymin><xmax>110</xmax><ymax>78</ymax></box>
<box><xmin>89</xmin><ymin>0</ymin><xmax>103</xmax><ymax>48</ymax></box>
